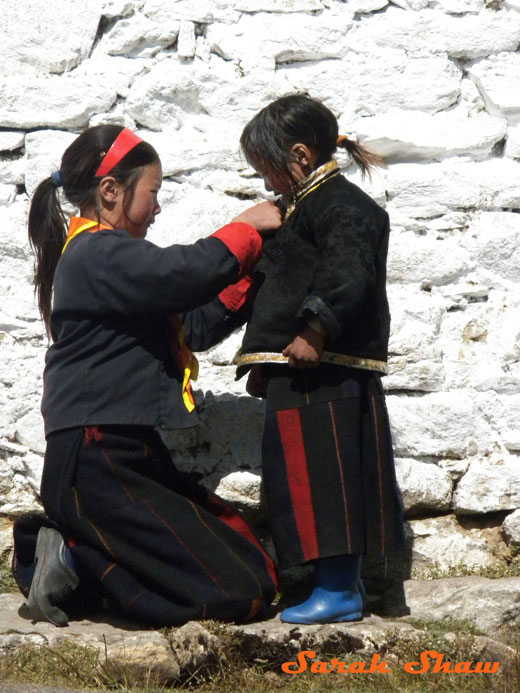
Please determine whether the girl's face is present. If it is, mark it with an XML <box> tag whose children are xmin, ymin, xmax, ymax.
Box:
<box><xmin>260</xmin><ymin>168</ymin><xmax>293</xmax><ymax>196</ymax></box>
<box><xmin>117</xmin><ymin>161</ymin><xmax>163</xmax><ymax>238</ymax></box>
<box><xmin>256</xmin><ymin>144</ymin><xmax>318</xmax><ymax>196</ymax></box>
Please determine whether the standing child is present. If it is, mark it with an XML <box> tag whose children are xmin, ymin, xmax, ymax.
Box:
<box><xmin>235</xmin><ymin>94</ymin><xmax>404</xmax><ymax>624</ymax></box>
<box><xmin>12</xmin><ymin>124</ymin><xmax>281</xmax><ymax>627</ymax></box>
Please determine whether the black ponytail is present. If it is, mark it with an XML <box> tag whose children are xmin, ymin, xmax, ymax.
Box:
<box><xmin>28</xmin><ymin>178</ymin><xmax>67</xmax><ymax>336</ymax></box>
<box><xmin>28</xmin><ymin>125</ymin><xmax>159</xmax><ymax>336</ymax></box>
<box><xmin>337</xmin><ymin>137</ymin><xmax>383</xmax><ymax>179</ymax></box>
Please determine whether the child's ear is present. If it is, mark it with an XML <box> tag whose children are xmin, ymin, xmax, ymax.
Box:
<box><xmin>290</xmin><ymin>143</ymin><xmax>313</xmax><ymax>167</ymax></box>
<box><xmin>98</xmin><ymin>176</ymin><xmax>122</xmax><ymax>203</ymax></box>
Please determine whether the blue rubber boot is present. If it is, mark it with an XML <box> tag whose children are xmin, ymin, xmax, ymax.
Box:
<box><xmin>280</xmin><ymin>554</ymin><xmax>363</xmax><ymax>624</ymax></box>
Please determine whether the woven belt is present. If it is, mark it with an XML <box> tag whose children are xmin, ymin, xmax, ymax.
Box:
<box><xmin>233</xmin><ymin>350</ymin><xmax>388</xmax><ymax>374</ymax></box>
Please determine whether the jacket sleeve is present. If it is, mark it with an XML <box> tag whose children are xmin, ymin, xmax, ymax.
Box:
<box><xmin>297</xmin><ymin>204</ymin><xmax>383</xmax><ymax>340</ymax></box>
<box><xmin>66</xmin><ymin>223</ymin><xmax>262</xmax><ymax>317</ymax></box>
<box><xmin>182</xmin><ymin>276</ymin><xmax>255</xmax><ymax>351</ymax></box>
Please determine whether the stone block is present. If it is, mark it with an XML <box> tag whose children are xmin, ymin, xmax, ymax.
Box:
<box><xmin>386</xmin><ymin>284</ymin><xmax>445</xmax><ymax>391</ymax></box>
<box><xmin>206</xmin><ymin>11</ymin><xmax>354</xmax><ymax>64</ymax></box>
<box><xmin>101</xmin><ymin>0</ymin><xmax>137</xmax><ymax>19</ymax></box>
<box><xmin>125</xmin><ymin>57</ymin><xmax>226</xmax><ymax>131</ymax></box>
<box><xmin>453</xmin><ymin>452</ymin><xmax>520</xmax><ymax>514</ymax></box>
<box><xmin>388</xmin><ymin>231</ymin><xmax>472</xmax><ymax>285</ymax></box>
<box><xmin>351</xmin><ymin>7</ymin><xmax>520</xmax><ymax>59</ymax></box>
<box><xmin>497</xmin><ymin>394</ymin><xmax>520</xmax><ymax>451</ymax></box>
<box><xmin>355</xmin><ymin>107</ymin><xmax>506</xmax><ymax>162</ymax></box>
<box><xmin>0</xmin><ymin>0</ymin><xmax>100</xmax><ymax>75</ymax></box>
<box><xmin>178</xmin><ymin>20</ymin><xmax>197</xmax><ymax>58</ymax></box>
<box><xmin>144</xmin><ymin>0</ymin><xmax>241</xmax><ymax>24</ymax></box>
<box><xmin>161</xmin><ymin>393</ymin><xmax>265</xmax><ymax>476</ymax></box>
<box><xmin>208</xmin><ymin>470</ymin><xmax>262</xmax><ymax>510</ymax></box>
<box><xmin>387</xmin><ymin>391</ymin><xmax>496</xmax><ymax>459</ymax></box>
<box><xmin>505</xmin><ymin>123</ymin><xmax>520</xmax><ymax>159</ymax></box>
<box><xmin>15</xmin><ymin>410</ymin><xmax>45</xmax><ymax>455</ymax></box>
<box><xmin>385</xmin><ymin>159</ymin><xmax>520</xmax><ymax>218</ymax></box>
<box><xmin>468</xmin><ymin>52</ymin><xmax>520</xmax><ymax>124</ymax></box>
<box><xmin>96</xmin><ymin>12</ymin><xmax>179</xmax><ymax>58</ymax></box>
<box><xmin>395</xmin><ymin>458</ymin><xmax>452</xmax><ymax>515</ymax></box>
<box><xmin>0</xmin><ymin>75</ymin><xmax>116</xmax><ymax>130</ymax></box>
<box><xmin>382</xmin><ymin>576</ymin><xmax>520</xmax><ymax>635</ymax></box>
<box><xmin>235</xmin><ymin>0</ymin><xmax>327</xmax><ymax>11</ymax></box>
<box><xmin>438</xmin><ymin>294</ymin><xmax>520</xmax><ymax>393</ymax></box>
<box><xmin>0</xmin><ymin>132</ymin><xmax>24</xmax><ymax>153</ymax></box>
<box><xmin>0</xmin><ymin>185</ymin><xmax>17</xmax><ymax>206</ymax></box>
<box><xmin>279</xmin><ymin>50</ymin><xmax>461</xmax><ymax>117</ymax></box>
<box><xmin>475</xmin><ymin>211</ymin><xmax>520</xmax><ymax>287</ymax></box>
<box><xmin>146</xmin><ymin>180</ymin><xmax>249</xmax><ymax>246</ymax></box>
<box><xmin>24</xmin><ymin>130</ymin><xmax>77</xmax><ymax>197</ymax></box>
<box><xmin>502</xmin><ymin>509</ymin><xmax>520</xmax><ymax>546</ymax></box>
<box><xmin>406</xmin><ymin>514</ymin><xmax>505</xmax><ymax>574</ymax></box>
<box><xmin>0</xmin><ymin>456</ymin><xmax>41</xmax><ymax>516</ymax></box>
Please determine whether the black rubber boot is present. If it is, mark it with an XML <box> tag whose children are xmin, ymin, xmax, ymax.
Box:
<box><xmin>27</xmin><ymin>527</ymin><xmax>79</xmax><ymax>626</ymax></box>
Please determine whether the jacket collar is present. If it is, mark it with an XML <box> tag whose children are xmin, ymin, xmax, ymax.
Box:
<box><xmin>283</xmin><ymin>159</ymin><xmax>340</xmax><ymax>220</ymax></box>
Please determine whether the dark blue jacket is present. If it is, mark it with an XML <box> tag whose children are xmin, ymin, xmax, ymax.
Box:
<box><xmin>43</xmin><ymin>224</ymin><xmax>260</xmax><ymax>435</ymax></box>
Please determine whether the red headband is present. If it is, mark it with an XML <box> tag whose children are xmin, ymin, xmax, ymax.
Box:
<box><xmin>95</xmin><ymin>128</ymin><xmax>143</xmax><ymax>178</ymax></box>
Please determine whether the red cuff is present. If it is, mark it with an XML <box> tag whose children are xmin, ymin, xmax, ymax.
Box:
<box><xmin>210</xmin><ymin>222</ymin><xmax>262</xmax><ymax>278</ymax></box>
<box><xmin>218</xmin><ymin>276</ymin><xmax>254</xmax><ymax>312</ymax></box>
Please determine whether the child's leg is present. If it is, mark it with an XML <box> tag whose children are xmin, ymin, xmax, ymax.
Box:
<box><xmin>261</xmin><ymin>367</ymin><xmax>403</xmax><ymax>623</ymax></box>
<box><xmin>261</xmin><ymin>397</ymin><xmax>367</xmax><ymax>566</ymax></box>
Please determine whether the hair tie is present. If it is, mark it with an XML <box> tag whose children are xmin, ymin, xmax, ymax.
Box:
<box><xmin>336</xmin><ymin>134</ymin><xmax>348</xmax><ymax>146</ymax></box>
<box><xmin>51</xmin><ymin>170</ymin><xmax>63</xmax><ymax>188</ymax></box>
<box><xmin>95</xmin><ymin>128</ymin><xmax>143</xmax><ymax>178</ymax></box>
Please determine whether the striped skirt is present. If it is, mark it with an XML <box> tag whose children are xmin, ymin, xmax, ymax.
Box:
<box><xmin>13</xmin><ymin>425</ymin><xmax>277</xmax><ymax>626</ymax></box>
<box><xmin>261</xmin><ymin>364</ymin><xmax>404</xmax><ymax>569</ymax></box>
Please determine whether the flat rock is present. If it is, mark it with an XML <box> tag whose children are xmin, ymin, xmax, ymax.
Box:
<box><xmin>380</xmin><ymin>576</ymin><xmax>520</xmax><ymax>635</ymax></box>
<box><xmin>1</xmin><ymin>577</ymin><xmax>519</xmax><ymax>683</ymax></box>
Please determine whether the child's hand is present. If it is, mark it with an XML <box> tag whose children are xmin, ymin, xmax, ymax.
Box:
<box><xmin>232</xmin><ymin>201</ymin><xmax>282</xmax><ymax>234</ymax></box>
<box><xmin>283</xmin><ymin>325</ymin><xmax>325</xmax><ymax>369</ymax></box>
<box><xmin>246</xmin><ymin>365</ymin><xmax>268</xmax><ymax>398</ymax></box>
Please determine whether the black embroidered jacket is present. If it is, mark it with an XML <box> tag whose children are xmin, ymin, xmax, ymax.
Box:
<box><xmin>241</xmin><ymin>169</ymin><xmax>391</xmax><ymax>365</ymax></box>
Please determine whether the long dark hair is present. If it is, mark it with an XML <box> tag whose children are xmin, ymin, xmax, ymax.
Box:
<box><xmin>28</xmin><ymin>125</ymin><xmax>159</xmax><ymax>335</ymax></box>
<box><xmin>240</xmin><ymin>93</ymin><xmax>382</xmax><ymax>185</ymax></box>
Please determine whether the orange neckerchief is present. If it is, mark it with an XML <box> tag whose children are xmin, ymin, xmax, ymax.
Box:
<box><xmin>62</xmin><ymin>216</ymin><xmax>113</xmax><ymax>254</ymax></box>
<box><xmin>63</xmin><ymin>217</ymin><xmax>199</xmax><ymax>413</ymax></box>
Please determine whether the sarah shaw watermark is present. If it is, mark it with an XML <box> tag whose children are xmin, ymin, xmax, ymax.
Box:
<box><xmin>281</xmin><ymin>650</ymin><xmax>500</xmax><ymax>675</ymax></box>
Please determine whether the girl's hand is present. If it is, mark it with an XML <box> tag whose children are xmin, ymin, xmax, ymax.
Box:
<box><xmin>232</xmin><ymin>201</ymin><xmax>282</xmax><ymax>234</ymax></box>
<box><xmin>283</xmin><ymin>325</ymin><xmax>325</xmax><ymax>369</ymax></box>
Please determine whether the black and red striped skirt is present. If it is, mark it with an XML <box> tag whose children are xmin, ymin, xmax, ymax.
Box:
<box><xmin>13</xmin><ymin>425</ymin><xmax>277</xmax><ymax>626</ymax></box>
<box><xmin>261</xmin><ymin>364</ymin><xmax>404</xmax><ymax>569</ymax></box>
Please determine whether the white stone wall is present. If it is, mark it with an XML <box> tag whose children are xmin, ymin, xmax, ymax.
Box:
<box><xmin>1</xmin><ymin>0</ymin><xmax>520</xmax><ymax>577</ymax></box>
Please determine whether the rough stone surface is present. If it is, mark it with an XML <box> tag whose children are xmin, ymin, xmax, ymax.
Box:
<box><xmin>405</xmin><ymin>515</ymin><xmax>507</xmax><ymax>576</ymax></box>
<box><xmin>1</xmin><ymin>586</ymin><xmax>518</xmax><ymax>683</ymax></box>
<box><xmin>356</xmin><ymin>107</ymin><xmax>507</xmax><ymax>162</ymax></box>
<box><xmin>395</xmin><ymin>459</ymin><xmax>452</xmax><ymax>515</ymax></box>
<box><xmin>0</xmin><ymin>0</ymin><xmax>101</xmax><ymax>76</ymax></box>
<box><xmin>453</xmin><ymin>453</ymin><xmax>520</xmax><ymax>514</ymax></box>
<box><xmin>1</xmin><ymin>0</ymin><xmax>520</xmax><ymax>616</ymax></box>
<box><xmin>381</xmin><ymin>576</ymin><xmax>520</xmax><ymax>636</ymax></box>
<box><xmin>502</xmin><ymin>509</ymin><xmax>520</xmax><ymax>547</ymax></box>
